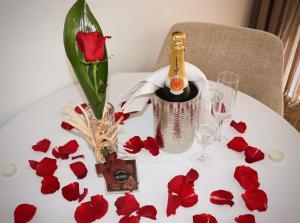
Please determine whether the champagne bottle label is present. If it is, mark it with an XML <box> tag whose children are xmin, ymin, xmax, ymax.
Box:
<box><xmin>165</xmin><ymin>32</ymin><xmax>189</xmax><ymax>96</ymax></box>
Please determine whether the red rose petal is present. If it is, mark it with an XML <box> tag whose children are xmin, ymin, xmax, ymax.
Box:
<box><xmin>41</xmin><ymin>175</ymin><xmax>60</xmax><ymax>194</ymax></box>
<box><xmin>52</xmin><ymin>147</ymin><xmax>70</xmax><ymax>159</ymax></box>
<box><xmin>28</xmin><ymin>160</ymin><xmax>39</xmax><ymax>170</ymax></box>
<box><xmin>210</xmin><ymin>190</ymin><xmax>234</xmax><ymax>206</ymax></box>
<box><xmin>75</xmin><ymin>103</ymin><xmax>88</xmax><ymax>114</ymax></box>
<box><xmin>115</xmin><ymin>193</ymin><xmax>140</xmax><ymax>216</ymax></box>
<box><xmin>137</xmin><ymin>205</ymin><xmax>157</xmax><ymax>220</ymax></box>
<box><xmin>62</xmin><ymin>182</ymin><xmax>80</xmax><ymax>202</ymax></box>
<box><xmin>14</xmin><ymin>203</ymin><xmax>37</xmax><ymax>223</ymax></box>
<box><xmin>58</xmin><ymin>140</ymin><xmax>79</xmax><ymax>155</ymax></box>
<box><xmin>79</xmin><ymin>188</ymin><xmax>88</xmax><ymax>203</ymax></box>
<box><xmin>91</xmin><ymin>195</ymin><xmax>108</xmax><ymax>219</ymax></box>
<box><xmin>123</xmin><ymin>136</ymin><xmax>144</xmax><ymax>154</ymax></box>
<box><xmin>235</xmin><ymin>214</ymin><xmax>256</xmax><ymax>223</ymax></box>
<box><xmin>227</xmin><ymin>136</ymin><xmax>248</xmax><ymax>152</ymax></box>
<box><xmin>36</xmin><ymin>157</ymin><xmax>57</xmax><ymax>177</ymax></box>
<box><xmin>185</xmin><ymin>168</ymin><xmax>199</xmax><ymax>186</ymax></box>
<box><xmin>143</xmin><ymin>137</ymin><xmax>160</xmax><ymax>156</ymax></box>
<box><xmin>70</xmin><ymin>161</ymin><xmax>88</xmax><ymax>179</ymax></box>
<box><xmin>74</xmin><ymin>201</ymin><xmax>96</xmax><ymax>223</ymax></box>
<box><xmin>115</xmin><ymin>112</ymin><xmax>130</xmax><ymax>124</ymax></box>
<box><xmin>193</xmin><ymin>213</ymin><xmax>218</xmax><ymax>223</ymax></box>
<box><xmin>119</xmin><ymin>215</ymin><xmax>141</xmax><ymax>223</ymax></box>
<box><xmin>230</xmin><ymin>120</ymin><xmax>247</xmax><ymax>133</ymax></box>
<box><xmin>234</xmin><ymin>165</ymin><xmax>260</xmax><ymax>190</ymax></box>
<box><xmin>32</xmin><ymin>138</ymin><xmax>51</xmax><ymax>153</ymax></box>
<box><xmin>168</xmin><ymin>175</ymin><xmax>186</xmax><ymax>194</ymax></box>
<box><xmin>61</xmin><ymin>121</ymin><xmax>74</xmax><ymax>131</ymax></box>
<box><xmin>242</xmin><ymin>189</ymin><xmax>268</xmax><ymax>212</ymax></box>
<box><xmin>166</xmin><ymin>191</ymin><xmax>181</xmax><ymax>217</ymax></box>
<box><xmin>52</xmin><ymin>148</ymin><xmax>61</xmax><ymax>159</ymax></box>
<box><xmin>245</xmin><ymin>146</ymin><xmax>265</xmax><ymax>163</ymax></box>
<box><xmin>178</xmin><ymin>184</ymin><xmax>198</xmax><ymax>207</ymax></box>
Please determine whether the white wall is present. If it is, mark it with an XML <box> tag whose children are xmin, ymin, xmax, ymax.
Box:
<box><xmin>0</xmin><ymin>0</ymin><xmax>254</xmax><ymax>127</ymax></box>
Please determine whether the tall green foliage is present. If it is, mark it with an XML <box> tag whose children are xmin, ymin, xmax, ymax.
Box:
<box><xmin>63</xmin><ymin>0</ymin><xmax>108</xmax><ymax>119</ymax></box>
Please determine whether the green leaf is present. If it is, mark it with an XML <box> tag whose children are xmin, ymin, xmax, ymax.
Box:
<box><xmin>63</xmin><ymin>0</ymin><xmax>108</xmax><ymax>119</ymax></box>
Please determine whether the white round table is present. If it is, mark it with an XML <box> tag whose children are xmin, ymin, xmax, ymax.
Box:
<box><xmin>0</xmin><ymin>72</ymin><xmax>299</xmax><ymax>223</ymax></box>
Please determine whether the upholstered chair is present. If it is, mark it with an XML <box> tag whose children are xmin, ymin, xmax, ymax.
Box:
<box><xmin>153</xmin><ymin>22</ymin><xmax>284</xmax><ymax>115</ymax></box>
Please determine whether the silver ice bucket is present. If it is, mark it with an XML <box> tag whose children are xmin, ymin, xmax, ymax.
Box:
<box><xmin>152</xmin><ymin>83</ymin><xmax>199</xmax><ymax>153</ymax></box>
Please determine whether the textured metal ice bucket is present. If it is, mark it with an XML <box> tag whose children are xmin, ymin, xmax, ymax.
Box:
<box><xmin>152</xmin><ymin>85</ymin><xmax>199</xmax><ymax>153</ymax></box>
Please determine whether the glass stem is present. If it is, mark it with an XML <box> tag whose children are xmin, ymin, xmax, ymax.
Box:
<box><xmin>216</xmin><ymin>119</ymin><xmax>223</xmax><ymax>141</ymax></box>
<box><xmin>199</xmin><ymin>137</ymin><xmax>208</xmax><ymax>160</ymax></box>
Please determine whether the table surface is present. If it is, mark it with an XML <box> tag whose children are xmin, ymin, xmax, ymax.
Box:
<box><xmin>0</xmin><ymin>72</ymin><xmax>299</xmax><ymax>223</ymax></box>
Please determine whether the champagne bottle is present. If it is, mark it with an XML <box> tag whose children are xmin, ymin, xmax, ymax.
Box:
<box><xmin>157</xmin><ymin>31</ymin><xmax>193</xmax><ymax>102</ymax></box>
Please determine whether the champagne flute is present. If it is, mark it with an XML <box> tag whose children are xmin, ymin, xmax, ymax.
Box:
<box><xmin>214</xmin><ymin>71</ymin><xmax>239</xmax><ymax>142</ymax></box>
<box><xmin>190</xmin><ymin>89</ymin><xmax>222</xmax><ymax>170</ymax></box>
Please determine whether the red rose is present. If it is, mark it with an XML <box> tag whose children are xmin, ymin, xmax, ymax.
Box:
<box><xmin>76</xmin><ymin>31</ymin><xmax>110</xmax><ymax>62</ymax></box>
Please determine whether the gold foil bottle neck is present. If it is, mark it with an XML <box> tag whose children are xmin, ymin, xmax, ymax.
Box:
<box><xmin>166</xmin><ymin>31</ymin><xmax>187</xmax><ymax>95</ymax></box>
<box><xmin>171</xmin><ymin>31</ymin><xmax>185</xmax><ymax>51</ymax></box>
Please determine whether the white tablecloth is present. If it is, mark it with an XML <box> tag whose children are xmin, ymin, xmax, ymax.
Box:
<box><xmin>0</xmin><ymin>72</ymin><xmax>299</xmax><ymax>223</ymax></box>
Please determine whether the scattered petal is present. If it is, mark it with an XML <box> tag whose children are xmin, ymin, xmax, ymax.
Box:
<box><xmin>74</xmin><ymin>201</ymin><xmax>95</xmax><ymax>223</ymax></box>
<box><xmin>227</xmin><ymin>137</ymin><xmax>248</xmax><ymax>152</ymax></box>
<box><xmin>178</xmin><ymin>184</ymin><xmax>198</xmax><ymax>207</ymax></box>
<box><xmin>123</xmin><ymin>136</ymin><xmax>144</xmax><ymax>154</ymax></box>
<box><xmin>185</xmin><ymin>168</ymin><xmax>199</xmax><ymax>186</ymax></box>
<box><xmin>193</xmin><ymin>213</ymin><xmax>218</xmax><ymax>223</ymax></box>
<box><xmin>234</xmin><ymin>166</ymin><xmax>260</xmax><ymax>190</ymax></box>
<box><xmin>245</xmin><ymin>146</ymin><xmax>265</xmax><ymax>163</ymax></box>
<box><xmin>242</xmin><ymin>189</ymin><xmax>268</xmax><ymax>212</ymax></box>
<box><xmin>119</xmin><ymin>215</ymin><xmax>141</xmax><ymax>223</ymax></box>
<box><xmin>115</xmin><ymin>112</ymin><xmax>130</xmax><ymax>124</ymax></box>
<box><xmin>70</xmin><ymin>161</ymin><xmax>88</xmax><ymax>179</ymax></box>
<box><xmin>210</xmin><ymin>190</ymin><xmax>234</xmax><ymax>206</ymax></box>
<box><xmin>41</xmin><ymin>175</ymin><xmax>60</xmax><ymax>194</ymax></box>
<box><xmin>58</xmin><ymin>140</ymin><xmax>79</xmax><ymax>155</ymax></box>
<box><xmin>143</xmin><ymin>137</ymin><xmax>160</xmax><ymax>156</ymax></box>
<box><xmin>168</xmin><ymin>175</ymin><xmax>186</xmax><ymax>194</ymax></box>
<box><xmin>115</xmin><ymin>193</ymin><xmax>140</xmax><ymax>216</ymax></box>
<box><xmin>79</xmin><ymin>188</ymin><xmax>88</xmax><ymax>203</ymax></box>
<box><xmin>62</xmin><ymin>182</ymin><xmax>80</xmax><ymax>202</ymax></box>
<box><xmin>166</xmin><ymin>191</ymin><xmax>181</xmax><ymax>217</ymax></box>
<box><xmin>91</xmin><ymin>195</ymin><xmax>108</xmax><ymax>219</ymax></box>
<box><xmin>61</xmin><ymin>121</ymin><xmax>74</xmax><ymax>131</ymax></box>
<box><xmin>166</xmin><ymin>168</ymin><xmax>199</xmax><ymax>216</ymax></box>
<box><xmin>36</xmin><ymin>157</ymin><xmax>57</xmax><ymax>177</ymax></box>
<box><xmin>137</xmin><ymin>205</ymin><xmax>157</xmax><ymax>220</ymax></box>
<box><xmin>14</xmin><ymin>203</ymin><xmax>37</xmax><ymax>223</ymax></box>
<box><xmin>75</xmin><ymin>103</ymin><xmax>88</xmax><ymax>114</ymax></box>
<box><xmin>230</xmin><ymin>120</ymin><xmax>247</xmax><ymax>133</ymax></box>
<box><xmin>52</xmin><ymin>148</ymin><xmax>61</xmax><ymax>159</ymax></box>
<box><xmin>235</xmin><ymin>214</ymin><xmax>256</xmax><ymax>223</ymax></box>
<box><xmin>28</xmin><ymin>160</ymin><xmax>39</xmax><ymax>170</ymax></box>
<box><xmin>32</xmin><ymin>138</ymin><xmax>51</xmax><ymax>153</ymax></box>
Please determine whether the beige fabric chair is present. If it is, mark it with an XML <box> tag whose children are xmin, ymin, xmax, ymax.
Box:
<box><xmin>153</xmin><ymin>22</ymin><xmax>284</xmax><ymax>115</ymax></box>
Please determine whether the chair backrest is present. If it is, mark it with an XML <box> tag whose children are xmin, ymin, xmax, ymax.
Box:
<box><xmin>153</xmin><ymin>22</ymin><xmax>284</xmax><ymax>115</ymax></box>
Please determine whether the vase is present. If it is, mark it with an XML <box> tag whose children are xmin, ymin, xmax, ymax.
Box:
<box><xmin>89</xmin><ymin>102</ymin><xmax>118</xmax><ymax>162</ymax></box>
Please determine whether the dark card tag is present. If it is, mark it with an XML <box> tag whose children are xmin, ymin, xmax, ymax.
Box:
<box><xmin>95</xmin><ymin>159</ymin><xmax>138</xmax><ymax>193</ymax></box>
